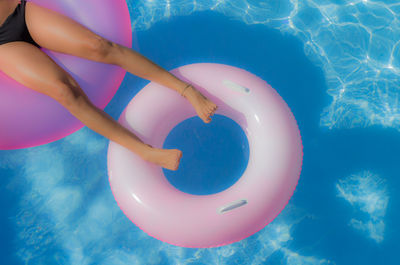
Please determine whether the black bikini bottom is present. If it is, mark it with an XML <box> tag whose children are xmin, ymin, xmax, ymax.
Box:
<box><xmin>0</xmin><ymin>0</ymin><xmax>41</xmax><ymax>48</ymax></box>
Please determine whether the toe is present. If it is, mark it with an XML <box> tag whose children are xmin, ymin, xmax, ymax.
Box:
<box><xmin>203</xmin><ymin>115</ymin><xmax>211</xmax><ymax>123</ymax></box>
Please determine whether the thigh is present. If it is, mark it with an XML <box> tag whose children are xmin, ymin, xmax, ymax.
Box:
<box><xmin>0</xmin><ymin>41</ymin><xmax>77</xmax><ymax>99</ymax></box>
<box><xmin>25</xmin><ymin>2</ymin><xmax>105</xmax><ymax>60</ymax></box>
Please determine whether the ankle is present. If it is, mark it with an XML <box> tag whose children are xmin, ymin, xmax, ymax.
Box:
<box><xmin>180</xmin><ymin>84</ymin><xmax>193</xmax><ymax>98</ymax></box>
<box><xmin>137</xmin><ymin>143</ymin><xmax>153</xmax><ymax>161</ymax></box>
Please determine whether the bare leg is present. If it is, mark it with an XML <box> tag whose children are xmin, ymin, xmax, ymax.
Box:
<box><xmin>104</xmin><ymin>45</ymin><xmax>218</xmax><ymax>123</ymax></box>
<box><xmin>26</xmin><ymin>3</ymin><xmax>217</xmax><ymax>123</ymax></box>
<box><xmin>0</xmin><ymin>42</ymin><xmax>181</xmax><ymax>170</ymax></box>
<box><xmin>24</xmin><ymin>2</ymin><xmax>217</xmax><ymax>123</ymax></box>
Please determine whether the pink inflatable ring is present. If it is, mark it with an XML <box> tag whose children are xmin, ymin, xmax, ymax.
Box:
<box><xmin>107</xmin><ymin>63</ymin><xmax>303</xmax><ymax>248</ymax></box>
<box><xmin>0</xmin><ymin>0</ymin><xmax>131</xmax><ymax>150</ymax></box>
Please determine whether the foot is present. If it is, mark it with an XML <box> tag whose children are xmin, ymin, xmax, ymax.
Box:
<box><xmin>182</xmin><ymin>85</ymin><xmax>218</xmax><ymax>123</ymax></box>
<box><xmin>142</xmin><ymin>146</ymin><xmax>182</xmax><ymax>171</ymax></box>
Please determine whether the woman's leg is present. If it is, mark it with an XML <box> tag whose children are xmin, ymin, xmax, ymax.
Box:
<box><xmin>25</xmin><ymin>2</ymin><xmax>217</xmax><ymax>123</ymax></box>
<box><xmin>0</xmin><ymin>42</ymin><xmax>181</xmax><ymax>170</ymax></box>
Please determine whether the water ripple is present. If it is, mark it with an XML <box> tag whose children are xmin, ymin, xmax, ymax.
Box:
<box><xmin>130</xmin><ymin>0</ymin><xmax>400</xmax><ymax>131</ymax></box>
<box><xmin>336</xmin><ymin>171</ymin><xmax>388</xmax><ymax>243</ymax></box>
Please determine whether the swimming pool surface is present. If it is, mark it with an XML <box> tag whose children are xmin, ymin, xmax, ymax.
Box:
<box><xmin>0</xmin><ymin>0</ymin><xmax>399</xmax><ymax>264</ymax></box>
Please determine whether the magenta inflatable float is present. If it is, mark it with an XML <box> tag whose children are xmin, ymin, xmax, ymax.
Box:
<box><xmin>0</xmin><ymin>0</ymin><xmax>131</xmax><ymax>149</ymax></box>
<box><xmin>107</xmin><ymin>63</ymin><xmax>303</xmax><ymax>248</ymax></box>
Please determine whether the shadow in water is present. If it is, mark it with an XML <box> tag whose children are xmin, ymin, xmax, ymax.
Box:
<box><xmin>105</xmin><ymin>10</ymin><xmax>399</xmax><ymax>264</ymax></box>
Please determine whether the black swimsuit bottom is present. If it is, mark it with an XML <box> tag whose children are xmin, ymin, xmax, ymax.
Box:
<box><xmin>0</xmin><ymin>0</ymin><xmax>41</xmax><ymax>48</ymax></box>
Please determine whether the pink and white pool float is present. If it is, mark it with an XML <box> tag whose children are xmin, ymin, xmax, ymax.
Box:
<box><xmin>107</xmin><ymin>63</ymin><xmax>303</xmax><ymax>248</ymax></box>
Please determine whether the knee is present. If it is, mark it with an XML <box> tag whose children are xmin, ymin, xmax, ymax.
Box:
<box><xmin>52</xmin><ymin>81</ymin><xmax>86</xmax><ymax>109</ymax></box>
<box><xmin>86</xmin><ymin>36</ymin><xmax>115</xmax><ymax>61</ymax></box>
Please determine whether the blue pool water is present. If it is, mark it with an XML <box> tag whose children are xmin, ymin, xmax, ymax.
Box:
<box><xmin>163</xmin><ymin>114</ymin><xmax>250</xmax><ymax>195</ymax></box>
<box><xmin>1</xmin><ymin>0</ymin><xmax>399</xmax><ymax>264</ymax></box>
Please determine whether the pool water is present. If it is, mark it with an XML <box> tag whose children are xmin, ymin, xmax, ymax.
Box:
<box><xmin>1</xmin><ymin>0</ymin><xmax>399</xmax><ymax>264</ymax></box>
<box><xmin>163</xmin><ymin>114</ymin><xmax>249</xmax><ymax>195</ymax></box>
